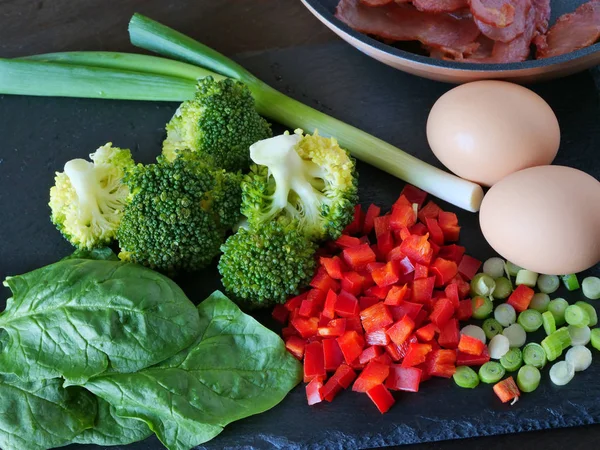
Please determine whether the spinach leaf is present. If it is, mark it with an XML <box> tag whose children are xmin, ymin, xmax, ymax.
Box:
<box><xmin>0</xmin><ymin>375</ymin><xmax>96</xmax><ymax>450</ymax></box>
<box><xmin>72</xmin><ymin>396</ymin><xmax>152</xmax><ymax>446</ymax></box>
<box><xmin>0</xmin><ymin>258</ymin><xmax>201</xmax><ymax>383</ymax></box>
<box><xmin>82</xmin><ymin>291</ymin><xmax>303</xmax><ymax>450</ymax></box>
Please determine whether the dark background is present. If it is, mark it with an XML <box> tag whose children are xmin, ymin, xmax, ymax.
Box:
<box><xmin>0</xmin><ymin>1</ymin><xmax>599</xmax><ymax>450</ymax></box>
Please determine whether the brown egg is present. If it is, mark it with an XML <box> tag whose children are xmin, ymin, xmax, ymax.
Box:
<box><xmin>427</xmin><ymin>81</ymin><xmax>560</xmax><ymax>187</ymax></box>
<box><xmin>479</xmin><ymin>166</ymin><xmax>600</xmax><ymax>275</ymax></box>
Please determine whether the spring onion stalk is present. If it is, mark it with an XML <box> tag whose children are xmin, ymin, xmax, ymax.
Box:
<box><xmin>564</xmin><ymin>305</ymin><xmax>590</xmax><ymax>328</ymax></box>
<box><xmin>575</xmin><ymin>302</ymin><xmax>598</xmax><ymax>327</ymax></box>
<box><xmin>549</xmin><ymin>361</ymin><xmax>575</xmax><ymax>386</ymax></box>
<box><xmin>505</xmin><ymin>261</ymin><xmax>523</xmax><ymax>278</ymax></box>
<box><xmin>453</xmin><ymin>366</ymin><xmax>480</xmax><ymax>389</ymax></box>
<box><xmin>472</xmin><ymin>296</ymin><xmax>493</xmax><ymax>319</ymax></box>
<box><xmin>500</xmin><ymin>348</ymin><xmax>523</xmax><ymax>372</ymax></box>
<box><xmin>124</xmin><ymin>13</ymin><xmax>484</xmax><ymax>212</ymax></box>
<box><xmin>488</xmin><ymin>334</ymin><xmax>510</xmax><ymax>359</ymax></box>
<box><xmin>483</xmin><ymin>258</ymin><xmax>506</xmax><ymax>279</ymax></box>
<box><xmin>517</xmin><ymin>365</ymin><xmax>541</xmax><ymax>393</ymax></box>
<box><xmin>517</xmin><ymin>309</ymin><xmax>543</xmax><ymax>333</ymax></box>
<box><xmin>561</xmin><ymin>274</ymin><xmax>580</xmax><ymax>291</ymax></box>
<box><xmin>565</xmin><ymin>345</ymin><xmax>592</xmax><ymax>372</ymax></box>
<box><xmin>537</xmin><ymin>274</ymin><xmax>560</xmax><ymax>294</ymax></box>
<box><xmin>522</xmin><ymin>343</ymin><xmax>547</xmax><ymax>369</ymax></box>
<box><xmin>582</xmin><ymin>277</ymin><xmax>600</xmax><ymax>300</ymax></box>
<box><xmin>591</xmin><ymin>328</ymin><xmax>600</xmax><ymax>351</ymax></box>
<box><xmin>542</xmin><ymin>311</ymin><xmax>556</xmax><ymax>336</ymax></box>
<box><xmin>471</xmin><ymin>274</ymin><xmax>496</xmax><ymax>297</ymax></box>
<box><xmin>503</xmin><ymin>324</ymin><xmax>527</xmax><ymax>348</ymax></box>
<box><xmin>492</xmin><ymin>277</ymin><xmax>512</xmax><ymax>300</ymax></box>
<box><xmin>529</xmin><ymin>293</ymin><xmax>550</xmax><ymax>313</ymax></box>
<box><xmin>548</xmin><ymin>298</ymin><xmax>569</xmax><ymax>326</ymax></box>
<box><xmin>479</xmin><ymin>362</ymin><xmax>506</xmax><ymax>384</ymax></box>
<box><xmin>568</xmin><ymin>325</ymin><xmax>591</xmax><ymax>346</ymax></box>
<box><xmin>515</xmin><ymin>270</ymin><xmax>538</xmax><ymax>288</ymax></box>
<box><xmin>483</xmin><ymin>318</ymin><xmax>504</xmax><ymax>340</ymax></box>
<box><xmin>461</xmin><ymin>325</ymin><xmax>487</xmax><ymax>344</ymax></box>
<box><xmin>494</xmin><ymin>303</ymin><xmax>516</xmax><ymax>327</ymax></box>
<box><xmin>542</xmin><ymin>327</ymin><xmax>571</xmax><ymax>361</ymax></box>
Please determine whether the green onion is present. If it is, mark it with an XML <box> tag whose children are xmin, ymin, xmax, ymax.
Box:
<box><xmin>503</xmin><ymin>324</ymin><xmax>527</xmax><ymax>348</ymax></box>
<box><xmin>568</xmin><ymin>325</ymin><xmax>591</xmax><ymax>346</ymax></box>
<box><xmin>483</xmin><ymin>257</ymin><xmax>505</xmax><ymax>279</ymax></box>
<box><xmin>537</xmin><ymin>274</ymin><xmax>560</xmax><ymax>294</ymax></box>
<box><xmin>575</xmin><ymin>302</ymin><xmax>598</xmax><ymax>327</ymax></box>
<box><xmin>488</xmin><ymin>334</ymin><xmax>510</xmax><ymax>359</ymax></box>
<box><xmin>582</xmin><ymin>277</ymin><xmax>600</xmax><ymax>300</ymax></box>
<box><xmin>492</xmin><ymin>277</ymin><xmax>513</xmax><ymax>300</ymax></box>
<box><xmin>542</xmin><ymin>311</ymin><xmax>556</xmax><ymax>336</ymax></box>
<box><xmin>565</xmin><ymin>345</ymin><xmax>592</xmax><ymax>372</ymax></box>
<box><xmin>549</xmin><ymin>360</ymin><xmax>575</xmax><ymax>386</ymax></box>
<box><xmin>517</xmin><ymin>309</ymin><xmax>543</xmax><ymax>333</ymax></box>
<box><xmin>479</xmin><ymin>362</ymin><xmax>506</xmax><ymax>384</ymax></box>
<box><xmin>494</xmin><ymin>303</ymin><xmax>516</xmax><ymax>327</ymax></box>
<box><xmin>542</xmin><ymin>327</ymin><xmax>571</xmax><ymax>361</ymax></box>
<box><xmin>453</xmin><ymin>366</ymin><xmax>480</xmax><ymax>389</ymax></box>
<box><xmin>483</xmin><ymin>318</ymin><xmax>504</xmax><ymax>340</ymax></box>
<box><xmin>522</xmin><ymin>343</ymin><xmax>547</xmax><ymax>369</ymax></box>
<box><xmin>515</xmin><ymin>270</ymin><xmax>538</xmax><ymax>287</ymax></box>
<box><xmin>591</xmin><ymin>328</ymin><xmax>600</xmax><ymax>351</ymax></box>
<box><xmin>517</xmin><ymin>365</ymin><xmax>541</xmax><ymax>393</ymax></box>
<box><xmin>505</xmin><ymin>261</ymin><xmax>522</xmax><ymax>278</ymax></box>
<box><xmin>529</xmin><ymin>293</ymin><xmax>550</xmax><ymax>313</ymax></box>
<box><xmin>471</xmin><ymin>274</ymin><xmax>496</xmax><ymax>297</ymax></box>
<box><xmin>564</xmin><ymin>305</ymin><xmax>590</xmax><ymax>328</ymax></box>
<box><xmin>561</xmin><ymin>274</ymin><xmax>580</xmax><ymax>291</ymax></box>
<box><xmin>461</xmin><ymin>325</ymin><xmax>486</xmax><ymax>344</ymax></box>
<box><xmin>500</xmin><ymin>348</ymin><xmax>523</xmax><ymax>372</ymax></box>
<box><xmin>472</xmin><ymin>296</ymin><xmax>493</xmax><ymax>320</ymax></box>
<box><xmin>548</xmin><ymin>298</ymin><xmax>569</xmax><ymax>326</ymax></box>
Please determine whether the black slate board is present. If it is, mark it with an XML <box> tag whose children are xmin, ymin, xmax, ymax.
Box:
<box><xmin>0</xmin><ymin>41</ymin><xmax>599</xmax><ymax>450</ymax></box>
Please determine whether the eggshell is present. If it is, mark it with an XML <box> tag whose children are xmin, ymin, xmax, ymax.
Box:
<box><xmin>480</xmin><ymin>166</ymin><xmax>600</xmax><ymax>275</ymax></box>
<box><xmin>427</xmin><ymin>81</ymin><xmax>560</xmax><ymax>186</ymax></box>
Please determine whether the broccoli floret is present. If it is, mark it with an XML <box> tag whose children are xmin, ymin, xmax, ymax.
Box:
<box><xmin>241</xmin><ymin>130</ymin><xmax>358</xmax><ymax>242</ymax></box>
<box><xmin>117</xmin><ymin>152</ymin><xmax>242</xmax><ymax>274</ymax></box>
<box><xmin>49</xmin><ymin>143</ymin><xmax>134</xmax><ymax>250</ymax></box>
<box><xmin>218</xmin><ymin>220</ymin><xmax>317</xmax><ymax>308</ymax></box>
<box><xmin>162</xmin><ymin>76</ymin><xmax>272</xmax><ymax>171</ymax></box>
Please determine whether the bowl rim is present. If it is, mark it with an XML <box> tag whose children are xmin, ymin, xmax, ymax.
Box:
<box><xmin>303</xmin><ymin>0</ymin><xmax>600</xmax><ymax>73</ymax></box>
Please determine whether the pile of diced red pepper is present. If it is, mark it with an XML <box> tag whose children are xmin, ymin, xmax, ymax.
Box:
<box><xmin>271</xmin><ymin>185</ymin><xmax>487</xmax><ymax>414</ymax></box>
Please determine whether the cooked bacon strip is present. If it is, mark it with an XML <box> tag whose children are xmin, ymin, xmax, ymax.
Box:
<box><xmin>469</xmin><ymin>0</ymin><xmax>515</xmax><ymax>27</ymax></box>
<box><xmin>532</xmin><ymin>0</ymin><xmax>551</xmax><ymax>35</ymax></box>
<box><xmin>335</xmin><ymin>0</ymin><xmax>481</xmax><ymax>55</ymax></box>
<box><xmin>413</xmin><ymin>0</ymin><xmax>469</xmax><ymax>14</ymax></box>
<box><xmin>474</xmin><ymin>0</ymin><xmax>531</xmax><ymax>43</ymax></box>
<box><xmin>360</xmin><ymin>0</ymin><xmax>394</xmax><ymax>6</ymax></box>
<box><xmin>535</xmin><ymin>0</ymin><xmax>600</xmax><ymax>58</ymax></box>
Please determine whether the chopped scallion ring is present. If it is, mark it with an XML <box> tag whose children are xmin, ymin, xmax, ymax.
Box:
<box><xmin>568</xmin><ymin>325</ymin><xmax>591</xmax><ymax>346</ymax></box>
<box><xmin>549</xmin><ymin>360</ymin><xmax>575</xmax><ymax>386</ymax></box>
<box><xmin>472</xmin><ymin>296</ymin><xmax>493</xmax><ymax>320</ymax></box>
<box><xmin>517</xmin><ymin>365</ymin><xmax>541</xmax><ymax>393</ymax></box>
<box><xmin>479</xmin><ymin>361</ymin><xmax>506</xmax><ymax>384</ymax></box>
<box><xmin>517</xmin><ymin>309</ymin><xmax>543</xmax><ymax>333</ymax></box>
<box><xmin>561</xmin><ymin>274</ymin><xmax>580</xmax><ymax>291</ymax></box>
<box><xmin>565</xmin><ymin>345</ymin><xmax>592</xmax><ymax>372</ymax></box>
<box><xmin>529</xmin><ymin>293</ymin><xmax>550</xmax><ymax>313</ymax></box>
<box><xmin>483</xmin><ymin>257</ymin><xmax>505</xmax><ymax>279</ymax></box>
<box><xmin>492</xmin><ymin>277</ymin><xmax>512</xmax><ymax>300</ymax></box>
<box><xmin>575</xmin><ymin>302</ymin><xmax>598</xmax><ymax>327</ymax></box>
<box><xmin>500</xmin><ymin>348</ymin><xmax>523</xmax><ymax>372</ymax></box>
<box><xmin>537</xmin><ymin>274</ymin><xmax>560</xmax><ymax>294</ymax></box>
<box><xmin>542</xmin><ymin>327</ymin><xmax>571</xmax><ymax>362</ymax></box>
<box><xmin>564</xmin><ymin>305</ymin><xmax>590</xmax><ymax>328</ymax></box>
<box><xmin>591</xmin><ymin>328</ymin><xmax>600</xmax><ymax>351</ymax></box>
<box><xmin>471</xmin><ymin>274</ymin><xmax>496</xmax><ymax>297</ymax></box>
<box><xmin>582</xmin><ymin>277</ymin><xmax>600</xmax><ymax>300</ymax></box>
<box><xmin>505</xmin><ymin>261</ymin><xmax>522</xmax><ymax>278</ymax></box>
<box><xmin>548</xmin><ymin>298</ymin><xmax>569</xmax><ymax>326</ymax></box>
<box><xmin>522</xmin><ymin>343</ymin><xmax>547</xmax><ymax>369</ymax></box>
<box><xmin>482</xmin><ymin>318</ymin><xmax>504</xmax><ymax>340</ymax></box>
<box><xmin>494</xmin><ymin>303</ymin><xmax>516</xmax><ymax>327</ymax></box>
<box><xmin>503</xmin><ymin>324</ymin><xmax>526</xmax><ymax>348</ymax></box>
<box><xmin>516</xmin><ymin>270</ymin><xmax>538</xmax><ymax>288</ymax></box>
<box><xmin>461</xmin><ymin>325</ymin><xmax>486</xmax><ymax>344</ymax></box>
<box><xmin>542</xmin><ymin>311</ymin><xmax>556</xmax><ymax>336</ymax></box>
<box><xmin>488</xmin><ymin>334</ymin><xmax>510</xmax><ymax>360</ymax></box>
<box><xmin>453</xmin><ymin>366</ymin><xmax>480</xmax><ymax>389</ymax></box>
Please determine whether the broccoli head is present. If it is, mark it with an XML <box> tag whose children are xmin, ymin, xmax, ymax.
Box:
<box><xmin>218</xmin><ymin>220</ymin><xmax>317</xmax><ymax>308</ymax></box>
<box><xmin>162</xmin><ymin>76</ymin><xmax>272</xmax><ymax>171</ymax></box>
<box><xmin>49</xmin><ymin>143</ymin><xmax>134</xmax><ymax>250</ymax></box>
<box><xmin>241</xmin><ymin>130</ymin><xmax>358</xmax><ymax>242</ymax></box>
<box><xmin>117</xmin><ymin>152</ymin><xmax>242</xmax><ymax>274</ymax></box>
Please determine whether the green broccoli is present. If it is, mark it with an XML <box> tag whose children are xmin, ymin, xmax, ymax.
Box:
<box><xmin>218</xmin><ymin>220</ymin><xmax>317</xmax><ymax>308</ymax></box>
<box><xmin>241</xmin><ymin>130</ymin><xmax>358</xmax><ymax>242</ymax></box>
<box><xmin>162</xmin><ymin>76</ymin><xmax>272</xmax><ymax>171</ymax></box>
<box><xmin>49</xmin><ymin>143</ymin><xmax>134</xmax><ymax>250</ymax></box>
<box><xmin>117</xmin><ymin>152</ymin><xmax>242</xmax><ymax>274</ymax></box>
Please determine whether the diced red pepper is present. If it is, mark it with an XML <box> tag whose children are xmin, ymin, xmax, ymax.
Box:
<box><xmin>345</xmin><ymin>315</ymin><xmax>363</xmax><ymax>333</ymax></box>
<box><xmin>285</xmin><ymin>335</ymin><xmax>306</xmax><ymax>360</ymax></box>
<box><xmin>299</xmin><ymin>296</ymin><xmax>320</xmax><ymax>318</ymax></box>
<box><xmin>366</xmin><ymin>384</ymin><xmax>395</xmax><ymax>414</ymax></box>
<box><xmin>359</xmin><ymin>345</ymin><xmax>383</xmax><ymax>365</ymax></box>
<box><xmin>411</xmin><ymin>277</ymin><xmax>435</xmax><ymax>304</ymax></box>
<box><xmin>337</xmin><ymin>331</ymin><xmax>365</xmax><ymax>364</ymax></box>
<box><xmin>444</xmin><ymin>283</ymin><xmax>460</xmax><ymax>309</ymax></box>
<box><xmin>457</xmin><ymin>255</ymin><xmax>482</xmax><ymax>281</ymax></box>
<box><xmin>320</xmin><ymin>256</ymin><xmax>344</xmax><ymax>280</ymax></box>
<box><xmin>377</xmin><ymin>231</ymin><xmax>395</xmax><ymax>258</ymax></box>
<box><xmin>386</xmin><ymin>365</ymin><xmax>422</xmax><ymax>392</ymax></box>
<box><xmin>373</xmin><ymin>215</ymin><xmax>391</xmax><ymax>238</ymax></box>
<box><xmin>493</xmin><ymin>377</ymin><xmax>520</xmax><ymax>404</ymax></box>
<box><xmin>384</xmin><ymin>284</ymin><xmax>409</xmax><ymax>306</ymax></box>
<box><xmin>385</xmin><ymin>342</ymin><xmax>402</xmax><ymax>361</ymax></box>
<box><xmin>371</xmin><ymin>260</ymin><xmax>400</xmax><ymax>287</ymax></box>
<box><xmin>425</xmin><ymin>218</ymin><xmax>445</xmax><ymax>246</ymax></box>
<box><xmin>318</xmin><ymin>313</ymin><xmax>330</xmax><ymax>327</ymax></box>
<box><xmin>323</xmin><ymin>338</ymin><xmax>345</xmax><ymax>372</ymax></box>
<box><xmin>359</xmin><ymin>270</ymin><xmax>375</xmax><ymax>289</ymax></box>
<box><xmin>438</xmin><ymin>244</ymin><xmax>466</xmax><ymax>264</ymax></box>
<box><xmin>341</xmin><ymin>271</ymin><xmax>366</xmax><ymax>296</ymax></box>
<box><xmin>310</xmin><ymin>269</ymin><xmax>340</xmax><ymax>293</ymax></box>
<box><xmin>458</xmin><ymin>334</ymin><xmax>485</xmax><ymax>356</ymax></box>
<box><xmin>396</xmin><ymin>256</ymin><xmax>415</xmax><ymax>276</ymax></box>
<box><xmin>390</xmin><ymin>204</ymin><xmax>417</xmax><ymax>230</ymax></box>
<box><xmin>417</xmin><ymin>201</ymin><xmax>442</xmax><ymax>223</ymax></box>
<box><xmin>507</xmin><ymin>284</ymin><xmax>535</xmax><ymax>312</ymax></box>
<box><xmin>318</xmin><ymin>318</ymin><xmax>346</xmax><ymax>337</ymax></box>
<box><xmin>414</xmin><ymin>264</ymin><xmax>429</xmax><ymax>280</ymax></box>
<box><xmin>430</xmin><ymin>258</ymin><xmax>459</xmax><ymax>287</ymax></box>
<box><xmin>395</xmin><ymin>226</ymin><xmax>412</xmax><ymax>242</ymax></box>
<box><xmin>334</xmin><ymin>290</ymin><xmax>360</xmax><ymax>318</ymax></box>
<box><xmin>425</xmin><ymin>349</ymin><xmax>457</xmax><ymax>378</ymax></box>
<box><xmin>285</xmin><ymin>292</ymin><xmax>308</xmax><ymax>311</ymax></box>
<box><xmin>343</xmin><ymin>244</ymin><xmax>377</xmax><ymax>270</ymax></box>
<box><xmin>360</xmin><ymin>302</ymin><xmax>394</xmax><ymax>333</ymax></box>
<box><xmin>370</xmin><ymin>353</ymin><xmax>392</xmax><ymax>366</ymax></box>
<box><xmin>401</xmin><ymin>343</ymin><xmax>433</xmax><ymax>368</ymax></box>
<box><xmin>415</xmin><ymin>323</ymin><xmax>437</xmax><ymax>342</ymax></box>
<box><xmin>306</xmin><ymin>377</ymin><xmax>324</xmax><ymax>405</ymax></box>
<box><xmin>366</xmin><ymin>262</ymin><xmax>385</xmax><ymax>273</ymax></box>
<box><xmin>456</xmin><ymin>299</ymin><xmax>473</xmax><ymax>321</ymax></box>
<box><xmin>413</xmin><ymin>309</ymin><xmax>429</xmax><ymax>328</ymax></box>
<box><xmin>365</xmin><ymin>329</ymin><xmax>391</xmax><ymax>346</ymax></box>
<box><xmin>430</xmin><ymin>241</ymin><xmax>440</xmax><ymax>259</ymax></box>
<box><xmin>322</xmin><ymin>289</ymin><xmax>338</xmax><ymax>320</ymax></box>
<box><xmin>304</xmin><ymin>341</ymin><xmax>326</xmax><ymax>382</ymax></box>
<box><xmin>365</xmin><ymin>285</ymin><xmax>392</xmax><ymax>300</ymax></box>
<box><xmin>352</xmin><ymin>361</ymin><xmax>390</xmax><ymax>393</ymax></box>
<box><xmin>282</xmin><ymin>326</ymin><xmax>299</xmax><ymax>340</ymax></box>
<box><xmin>335</xmin><ymin>234</ymin><xmax>362</xmax><ymax>249</ymax></box>
<box><xmin>400</xmin><ymin>234</ymin><xmax>433</xmax><ymax>266</ymax></box>
<box><xmin>344</xmin><ymin>204</ymin><xmax>364</xmax><ymax>235</ymax></box>
<box><xmin>438</xmin><ymin>318</ymin><xmax>460</xmax><ymax>349</ymax></box>
<box><xmin>272</xmin><ymin>304</ymin><xmax>289</xmax><ymax>324</ymax></box>
<box><xmin>409</xmin><ymin>222</ymin><xmax>428</xmax><ymax>236</ymax></box>
<box><xmin>393</xmin><ymin>194</ymin><xmax>411</xmax><ymax>209</ymax></box>
<box><xmin>359</xmin><ymin>296</ymin><xmax>381</xmax><ymax>311</ymax></box>
<box><xmin>386</xmin><ymin>315</ymin><xmax>416</xmax><ymax>346</ymax></box>
<box><xmin>401</xmin><ymin>184</ymin><xmax>428</xmax><ymax>209</ymax></box>
<box><xmin>438</xmin><ymin>211</ymin><xmax>461</xmax><ymax>242</ymax></box>
<box><xmin>429</xmin><ymin>298</ymin><xmax>454</xmax><ymax>328</ymax></box>
<box><xmin>452</xmin><ymin>274</ymin><xmax>472</xmax><ymax>298</ymax></box>
<box><xmin>387</xmin><ymin>246</ymin><xmax>406</xmax><ymax>262</ymax></box>
<box><xmin>416</xmin><ymin>363</ymin><xmax>431</xmax><ymax>382</ymax></box>
<box><xmin>363</xmin><ymin>204</ymin><xmax>381</xmax><ymax>235</ymax></box>
<box><xmin>291</xmin><ymin>316</ymin><xmax>319</xmax><ymax>339</ymax></box>
<box><xmin>456</xmin><ymin>347</ymin><xmax>490</xmax><ymax>366</ymax></box>
<box><xmin>389</xmin><ymin>301</ymin><xmax>423</xmax><ymax>322</ymax></box>
<box><xmin>320</xmin><ymin>364</ymin><xmax>357</xmax><ymax>402</ymax></box>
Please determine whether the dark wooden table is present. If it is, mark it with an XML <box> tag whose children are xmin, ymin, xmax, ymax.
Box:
<box><xmin>1</xmin><ymin>1</ymin><xmax>599</xmax><ymax>449</ymax></box>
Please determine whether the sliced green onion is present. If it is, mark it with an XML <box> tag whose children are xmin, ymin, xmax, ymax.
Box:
<box><xmin>537</xmin><ymin>274</ymin><xmax>560</xmax><ymax>294</ymax></box>
<box><xmin>591</xmin><ymin>328</ymin><xmax>600</xmax><ymax>351</ymax></box>
<box><xmin>488</xmin><ymin>334</ymin><xmax>510</xmax><ymax>359</ymax></box>
<box><xmin>565</xmin><ymin>345</ymin><xmax>592</xmax><ymax>372</ymax></box>
<box><xmin>453</xmin><ymin>366</ymin><xmax>480</xmax><ymax>389</ymax></box>
<box><xmin>522</xmin><ymin>343</ymin><xmax>547</xmax><ymax>369</ymax></box>
<box><xmin>492</xmin><ymin>277</ymin><xmax>513</xmax><ymax>300</ymax></box>
<box><xmin>503</xmin><ymin>324</ymin><xmax>527</xmax><ymax>348</ymax></box>
<box><xmin>516</xmin><ymin>270</ymin><xmax>538</xmax><ymax>287</ymax></box>
<box><xmin>517</xmin><ymin>309</ymin><xmax>543</xmax><ymax>333</ymax></box>
<box><xmin>500</xmin><ymin>348</ymin><xmax>523</xmax><ymax>372</ymax></box>
<box><xmin>575</xmin><ymin>302</ymin><xmax>598</xmax><ymax>327</ymax></box>
<box><xmin>505</xmin><ymin>261</ymin><xmax>522</xmax><ymax>277</ymax></box>
<box><xmin>549</xmin><ymin>361</ymin><xmax>575</xmax><ymax>386</ymax></box>
<box><xmin>542</xmin><ymin>311</ymin><xmax>556</xmax><ymax>336</ymax></box>
<box><xmin>548</xmin><ymin>298</ymin><xmax>569</xmax><ymax>326</ymax></box>
<box><xmin>517</xmin><ymin>365</ymin><xmax>541</xmax><ymax>393</ymax></box>
<box><xmin>479</xmin><ymin>361</ymin><xmax>506</xmax><ymax>384</ymax></box>
<box><xmin>568</xmin><ymin>325</ymin><xmax>591</xmax><ymax>346</ymax></box>
<box><xmin>582</xmin><ymin>277</ymin><xmax>600</xmax><ymax>300</ymax></box>
<box><xmin>529</xmin><ymin>293</ymin><xmax>550</xmax><ymax>313</ymax></box>
<box><xmin>561</xmin><ymin>274</ymin><xmax>580</xmax><ymax>291</ymax></box>
<box><xmin>461</xmin><ymin>325</ymin><xmax>486</xmax><ymax>344</ymax></box>
<box><xmin>565</xmin><ymin>305</ymin><xmax>590</xmax><ymax>328</ymax></box>
<box><xmin>483</xmin><ymin>257</ymin><xmax>505</xmax><ymax>279</ymax></box>
<box><xmin>542</xmin><ymin>327</ymin><xmax>571</xmax><ymax>361</ymax></box>
<box><xmin>471</xmin><ymin>274</ymin><xmax>496</xmax><ymax>297</ymax></box>
<box><xmin>494</xmin><ymin>303</ymin><xmax>517</xmax><ymax>327</ymax></box>
<box><xmin>472</xmin><ymin>296</ymin><xmax>493</xmax><ymax>320</ymax></box>
<box><xmin>483</xmin><ymin>318</ymin><xmax>504</xmax><ymax>340</ymax></box>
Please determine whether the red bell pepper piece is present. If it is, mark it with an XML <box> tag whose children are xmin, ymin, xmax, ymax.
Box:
<box><xmin>389</xmin><ymin>301</ymin><xmax>423</xmax><ymax>321</ymax></box>
<box><xmin>306</xmin><ymin>377</ymin><xmax>324</xmax><ymax>405</ymax></box>
<box><xmin>425</xmin><ymin>218</ymin><xmax>445</xmax><ymax>246</ymax></box>
<box><xmin>318</xmin><ymin>313</ymin><xmax>331</xmax><ymax>327</ymax></box>
<box><xmin>438</xmin><ymin>318</ymin><xmax>460</xmax><ymax>349</ymax></box>
<box><xmin>344</xmin><ymin>204</ymin><xmax>364</xmax><ymax>235</ymax></box>
<box><xmin>401</xmin><ymin>184</ymin><xmax>428</xmax><ymax>208</ymax></box>
<box><xmin>413</xmin><ymin>309</ymin><xmax>428</xmax><ymax>328</ymax></box>
<box><xmin>366</xmin><ymin>384</ymin><xmax>395</xmax><ymax>414</ymax></box>
<box><xmin>414</xmin><ymin>263</ymin><xmax>429</xmax><ymax>280</ymax></box>
<box><xmin>366</xmin><ymin>329</ymin><xmax>391</xmax><ymax>346</ymax></box>
<box><xmin>320</xmin><ymin>364</ymin><xmax>357</xmax><ymax>402</ymax></box>
<box><xmin>337</xmin><ymin>331</ymin><xmax>365</xmax><ymax>364</ymax></box>
<box><xmin>401</xmin><ymin>343</ymin><xmax>433</xmax><ymax>368</ymax></box>
<box><xmin>384</xmin><ymin>284</ymin><xmax>409</xmax><ymax>306</ymax></box>
<box><xmin>365</xmin><ymin>285</ymin><xmax>392</xmax><ymax>300</ymax></box>
<box><xmin>456</xmin><ymin>299</ymin><xmax>473</xmax><ymax>321</ymax></box>
<box><xmin>386</xmin><ymin>315</ymin><xmax>416</xmax><ymax>346</ymax></box>
<box><xmin>425</xmin><ymin>349</ymin><xmax>457</xmax><ymax>378</ymax></box>
<box><xmin>430</xmin><ymin>258</ymin><xmax>459</xmax><ymax>287</ymax></box>
<box><xmin>396</xmin><ymin>256</ymin><xmax>415</xmax><ymax>275</ymax></box>
<box><xmin>458</xmin><ymin>334</ymin><xmax>485</xmax><ymax>356</ymax></box>
<box><xmin>363</xmin><ymin>204</ymin><xmax>381</xmax><ymax>235</ymax></box>
<box><xmin>417</xmin><ymin>200</ymin><xmax>442</xmax><ymax>223</ymax></box>
<box><xmin>444</xmin><ymin>283</ymin><xmax>460</xmax><ymax>309</ymax></box>
<box><xmin>387</xmin><ymin>246</ymin><xmax>406</xmax><ymax>262</ymax></box>
<box><xmin>438</xmin><ymin>211</ymin><xmax>461</xmax><ymax>242</ymax></box>
<box><xmin>345</xmin><ymin>315</ymin><xmax>363</xmax><ymax>333</ymax></box>
<box><xmin>456</xmin><ymin>346</ymin><xmax>490</xmax><ymax>366</ymax></box>
<box><xmin>359</xmin><ymin>345</ymin><xmax>384</xmax><ymax>365</ymax></box>
<box><xmin>285</xmin><ymin>335</ymin><xmax>306</xmax><ymax>360</ymax></box>
<box><xmin>282</xmin><ymin>326</ymin><xmax>299</xmax><ymax>340</ymax></box>
<box><xmin>322</xmin><ymin>290</ymin><xmax>337</xmax><ymax>320</ymax></box>
<box><xmin>291</xmin><ymin>316</ymin><xmax>319</xmax><ymax>339</ymax></box>
<box><xmin>438</xmin><ymin>244</ymin><xmax>466</xmax><ymax>264</ymax></box>
<box><xmin>323</xmin><ymin>338</ymin><xmax>345</xmax><ymax>372</ymax></box>
<box><xmin>451</xmin><ymin>274</ymin><xmax>472</xmax><ymax>299</ymax></box>
<box><xmin>318</xmin><ymin>318</ymin><xmax>346</xmax><ymax>337</ymax></box>
<box><xmin>284</xmin><ymin>291</ymin><xmax>309</xmax><ymax>311</ymax></box>
<box><xmin>493</xmin><ymin>377</ymin><xmax>520</xmax><ymax>404</ymax></box>
<box><xmin>393</xmin><ymin>194</ymin><xmax>411</xmax><ymax>209</ymax></box>
<box><xmin>299</xmin><ymin>296</ymin><xmax>320</xmax><ymax>318</ymax></box>
<box><xmin>377</xmin><ymin>231</ymin><xmax>395</xmax><ymax>258</ymax></box>
<box><xmin>390</xmin><ymin>204</ymin><xmax>417</xmax><ymax>230</ymax></box>
<box><xmin>372</xmin><ymin>353</ymin><xmax>394</xmax><ymax>366</ymax></box>
<box><xmin>385</xmin><ymin>342</ymin><xmax>402</xmax><ymax>361</ymax></box>
<box><xmin>409</xmin><ymin>222</ymin><xmax>428</xmax><ymax>236</ymax></box>
<box><xmin>320</xmin><ymin>256</ymin><xmax>344</xmax><ymax>280</ymax></box>
<box><xmin>429</xmin><ymin>298</ymin><xmax>454</xmax><ymax>328</ymax></box>
<box><xmin>359</xmin><ymin>270</ymin><xmax>375</xmax><ymax>289</ymax></box>
<box><xmin>360</xmin><ymin>302</ymin><xmax>394</xmax><ymax>333</ymax></box>
<box><xmin>343</xmin><ymin>244</ymin><xmax>377</xmax><ymax>271</ymax></box>
<box><xmin>507</xmin><ymin>284</ymin><xmax>535</xmax><ymax>312</ymax></box>
<box><xmin>371</xmin><ymin>260</ymin><xmax>401</xmax><ymax>287</ymax></box>
<box><xmin>457</xmin><ymin>255</ymin><xmax>482</xmax><ymax>281</ymax></box>
<box><xmin>304</xmin><ymin>341</ymin><xmax>326</xmax><ymax>382</ymax></box>
<box><xmin>271</xmin><ymin>304</ymin><xmax>289</xmax><ymax>324</ymax></box>
<box><xmin>373</xmin><ymin>214</ymin><xmax>391</xmax><ymax>237</ymax></box>
<box><xmin>352</xmin><ymin>361</ymin><xmax>391</xmax><ymax>393</ymax></box>
<box><xmin>400</xmin><ymin>234</ymin><xmax>433</xmax><ymax>266</ymax></box>
<box><xmin>335</xmin><ymin>234</ymin><xmax>362</xmax><ymax>249</ymax></box>
<box><xmin>310</xmin><ymin>268</ymin><xmax>340</xmax><ymax>293</ymax></box>
<box><xmin>341</xmin><ymin>271</ymin><xmax>365</xmax><ymax>296</ymax></box>
<box><xmin>415</xmin><ymin>323</ymin><xmax>437</xmax><ymax>342</ymax></box>
<box><xmin>386</xmin><ymin>365</ymin><xmax>422</xmax><ymax>392</ymax></box>
<box><xmin>394</xmin><ymin>226</ymin><xmax>412</xmax><ymax>242</ymax></box>
<box><xmin>366</xmin><ymin>262</ymin><xmax>386</xmax><ymax>274</ymax></box>
<box><xmin>359</xmin><ymin>296</ymin><xmax>381</xmax><ymax>311</ymax></box>
<box><xmin>411</xmin><ymin>276</ymin><xmax>436</xmax><ymax>304</ymax></box>
<box><xmin>334</xmin><ymin>290</ymin><xmax>360</xmax><ymax>318</ymax></box>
